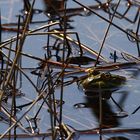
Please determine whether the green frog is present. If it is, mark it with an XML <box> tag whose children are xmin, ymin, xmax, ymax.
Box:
<box><xmin>78</xmin><ymin>69</ymin><xmax>126</xmax><ymax>98</ymax></box>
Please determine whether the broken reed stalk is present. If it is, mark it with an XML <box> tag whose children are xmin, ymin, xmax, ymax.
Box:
<box><xmin>62</xmin><ymin>60</ymin><xmax>140</xmax><ymax>83</ymax></box>
<box><xmin>0</xmin><ymin>1</ymin><xmax>121</xmax><ymax>29</ymax></box>
<box><xmin>59</xmin><ymin>1</ymin><xmax>68</xmax><ymax>139</ymax></box>
<box><xmin>26</xmin><ymin>30</ymin><xmax>107</xmax><ymax>63</ymax></box>
<box><xmin>1</xmin><ymin>105</ymin><xmax>31</xmax><ymax>134</ymax></box>
<box><xmin>0</xmin><ymin>94</ymin><xmax>44</xmax><ymax>139</ymax></box>
<box><xmin>1</xmin><ymin>22</ymin><xmax>105</xmax><ymax>73</ymax></box>
<box><xmin>94</xmin><ymin>0</ymin><xmax>121</xmax><ymax>67</ymax></box>
<box><xmin>45</xmin><ymin>25</ymin><xmax>58</xmax><ymax>139</ymax></box>
<box><xmin>2</xmin><ymin>45</ymin><xmax>83</xmax><ymax>70</ymax></box>
<box><xmin>135</xmin><ymin>14</ymin><xmax>140</xmax><ymax>56</ymax></box>
<box><xmin>110</xmin><ymin>96</ymin><xmax>124</xmax><ymax>112</ymax></box>
<box><xmin>0</xmin><ymin>0</ymin><xmax>36</xmax><ymax>105</ymax></box>
<box><xmin>48</xmin><ymin>30</ymin><xmax>107</xmax><ymax>62</ymax></box>
<box><xmin>13</xmin><ymin>76</ymin><xmax>18</xmax><ymax>139</ymax></box>
<box><xmin>0</xmin><ymin>78</ymin><xmax>59</xmax><ymax>139</ymax></box>
<box><xmin>0</xmin><ymin>0</ymin><xmax>138</xmax><ymax>138</ymax></box>
<box><xmin>0</xmin><ymin>43</ymin><xmax>81</xmax><ymax>139</ymax></box>
<box><xmin>0</xmin><ymin>11</ymin><xmax>2</xmax><ymax>44</ymax></box>
<box><xmin>1</xmin><ymin>23</ymin><xmax>106</xmax><ymax>64</ymax></box>
<box><xmin>15</xmin><ymin>15</ymin><xmax>22</xmax><ymax>89</ymax></box>
<box><xmin>1</xmin><ymin>47</ymin><xmax>39</xmax><ymax>93</ymax></box>
<box><xmin>1</xmin><ymin>26</ymin><xmax>26</xmax><ymax>33</ymax></box>
<box><xmin>23</xmin><ymin>0</ymin><xmax>31</xmax><ymax>13</ymax></box>
<box><xmin>1</xmin><ymin>39</ymin><xmax>13</xmax><ymax>89</ymax></box>
<box><xmin>8</xmin><ymin>15</ymin><xmax>22</xmax><ymax>139</ymax></box>
<box><xmin>7</xmin><ymin>39</ymin><xmax>14</xmax><ymax>140</ymax></box>
<box><xmin>1</xmin><ymin>128</ymin><xmax>140</xmax><ymax>139</ymax></box>
<box><xmin>0</xmin><ymin>39</ymin><xmax>13</xmax><ymax>111</ymax></box>
<box><xmin>73</xmin><ymin>0</ymin><xmax>140</xmax><ymax>42</ymax></box>
<box><xmin>46</xmin><ymin>50</ymin><xmax>56</xmax><ymax>138</ymax></box>
<box><xmin>0</xmin><ymin>21</ymin><xmax>60</xmax><ymax>48</ymax></box>
<box><xmin>99</xmin><ymin>82</ymin><xmax>102</xmax><ymax>140</ymax></box>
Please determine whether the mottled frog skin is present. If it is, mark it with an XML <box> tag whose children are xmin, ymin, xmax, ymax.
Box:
<box><xmin>79</xmin><ymin>71</ymin><xmax>126</xmax><ymax>92</ymax></box>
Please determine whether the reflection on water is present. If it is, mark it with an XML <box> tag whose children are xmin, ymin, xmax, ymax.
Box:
<box><xmin>1</xmin><ymin>0</ymin><xmax>140</xmax><ymax>139</ymax></box>
<box><xmin>44</xmin><ymin>0</ymin><xmax>64</xmax><ymax>14</ymax></box>
<box><xmin>85</xmin><ymin>96</ymin><xmax>120</xmax><ymax>128</ymax></box>
<box><xmin>43</xmin><ymin>0</ymin><xmax>67</xmax><ymax>26</ymax></box>
<box><xmin>107</xmin><ymin>136</ymin><xmax>129</xmax><ymax>140</ymax></box>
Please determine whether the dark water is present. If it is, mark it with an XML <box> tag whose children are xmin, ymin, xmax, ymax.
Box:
<box><xmin>1</xmin><ymin>0</ymin><xmax>140</xmax><ymax>139</ymax></box>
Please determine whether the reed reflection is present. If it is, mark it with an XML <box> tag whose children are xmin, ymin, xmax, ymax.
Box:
<box><xmin>85</xmin><ymin>94</ymin><xmax>120</xmax><ymax>128</ymax></box>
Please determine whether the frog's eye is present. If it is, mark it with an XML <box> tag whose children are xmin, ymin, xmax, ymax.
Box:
<box><xmin>105</xmin><ymin>73</ymin><xmax>111</xmax><ymax>79</ymax></box>
<box><xmin>101</xmin><ymin>73</ymin><xmax>111</xmax><ymax>80</ymax></box>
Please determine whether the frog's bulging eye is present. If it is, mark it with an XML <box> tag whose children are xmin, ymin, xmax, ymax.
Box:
<box><xmin>105</xmin><ymin>73</ymin><xmax>111</xmax><ymax>78</ymax></box>
<box><xmin>101</xmin><ymin>73</ymin><xmax>111</xmax><ymax>80</ymax></box>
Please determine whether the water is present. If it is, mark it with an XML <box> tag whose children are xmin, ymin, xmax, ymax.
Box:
<box><xmin>1</xmin><ymin>0</ymin><xmax>140</xmax><ymax>139</ymax></box>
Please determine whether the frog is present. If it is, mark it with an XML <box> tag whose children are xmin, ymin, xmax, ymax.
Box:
<box><xmin>78</xmin><ymin>69</ymin><xmax>126</xmax><ymax>98</ymax></box>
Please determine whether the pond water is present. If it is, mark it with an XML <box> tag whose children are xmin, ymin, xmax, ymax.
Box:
<box><xmin>1</xmin><ymin>0</ymin><xmax>140</xmax><ymax>140</ymax></box>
